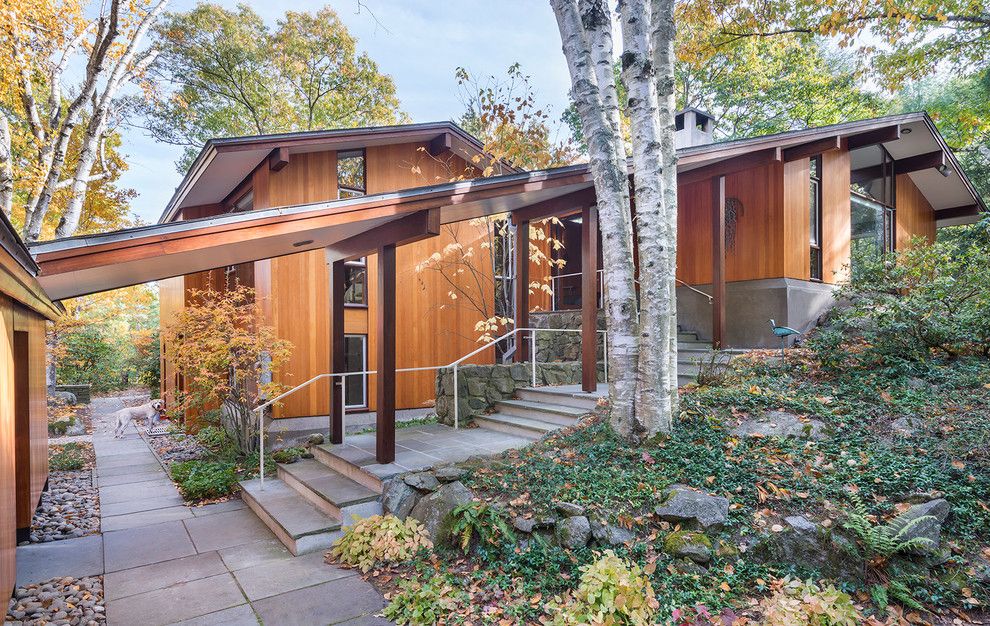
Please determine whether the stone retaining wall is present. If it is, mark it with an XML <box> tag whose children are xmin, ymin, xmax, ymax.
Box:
<box><xmin>434</xmin><ymin>361</ymin><xmax>604</xmax><ymax>426</ymax></box>
<box><xmin>529</xmin><ymin>310</ymin><xmax>605</xmax><ymax>363</ymax></box>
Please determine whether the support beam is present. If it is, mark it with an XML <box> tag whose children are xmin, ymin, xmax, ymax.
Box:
<box><xmin>510</xmin><ymin>187</ymin><xmax>597</xmax><ymax>224</ymax></box>
<box><xmin>851</xmin><ymin>150</ymin><xmax>946</xmax><ymax>185</ymax></box>
<box><xmin>846</xmin><ymin>125</ymin><xmax>901</xmax><ymax>150</ymax></box>
<box><xmin>711</xmin><ymin>176</ymin><xmax>726</xmax><ymax>350</ymax></box>
<box><xmin>376</xmin><ymin>244</ymin><xmax>396</xmax><ymax>464</ymax></box>
<box><xmin>935</xmin><ymin>204</ymin><xmax>981</xmax><ymax>221</ymax></box>
<box><xmin>679</xmin><ymin>148</ymin><xmax>782</xmax><ymax>186</ymax></box>
<box><xmin>268</xmin><ymin>147</ymin><xmax>289</xmax><ymax>172</ymax></box>
<box><xmin>782</xmin><ymin>136</ymin><xmax>841</xmax><ymax>162</ymax></box>
<box><xmin>428</xmin><ymin>133</ymin><xmax>452</xmax><ymax>156</ymax></box>
<box><xmin>325</xmin><ymin>208</ymin><xmax>440</xmax><ymax>263</ymax></box>
<box><xmin>328</xmin><ymin>258</ymin><xmax>345</xmax><ymax>444</ymax></box>
<box><xmin>581</xmin><ymin>204</ymin><xmax>599</xmax><ymax>392</ymax></box>
<box><xmin>514</xmin><ymin>219</ymin><xmax>530</xmax><ymax>363</ymax></box>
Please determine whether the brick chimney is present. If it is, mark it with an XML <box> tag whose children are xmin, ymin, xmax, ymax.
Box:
<box><xmin>674</xmin><ymin>108</ymin><xmax>714</xmax><ymax>149</ymax></box>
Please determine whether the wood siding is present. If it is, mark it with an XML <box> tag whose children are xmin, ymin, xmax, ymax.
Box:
<box><xmin>822</xmin><ymin>147</ymin><xmax>852</xmax><ymax>284</ymax></box>
<box><xmin>0</xmin><ymin>293</ymin><xmax>15</xmax><ymax>604</ymax></box>
<box><xmin>896</xmin><ymin>173</ymin><xmax>936</xmax><ymax>249</ymax></box>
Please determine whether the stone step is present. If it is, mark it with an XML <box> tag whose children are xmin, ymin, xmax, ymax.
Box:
<box><xmin>240</xmin><ymin>478</ymin><xmax>343</xmax><ymax>556</ymax></box>
<box><xmin>474</xmin><ymin>413</ymin><xmax>555</xmax><ymax>439</ymax></box>
<box><xmin>514</xmin><ymin>387</ymin><xmax>601</xmax><ymax>411</ymax></box>
<box><xmin>277</xmin><ymin>459</ymin><xmax>381</xmax><ymax>520</ymax></box>
<box><xmin>494</xmin><ymin>399</ymin><xmax>587</xmax><ymax>425</ymax></box>
<box><xmin>311</xmin><ymin>444</ymin><xmax>385</xmax><ymax>493</ymax></box>
<box><xmin>678</xmin><ymin>331</ymin><xmax>700</xmax><ymax>342</ymax></box>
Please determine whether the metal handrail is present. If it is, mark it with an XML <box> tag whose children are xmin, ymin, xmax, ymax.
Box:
<box><xmin>550</xmin><ymin>269</ymin><xmax>604</xmax><ymax>311</ymax></box>
<box><xmin>675</xmin><ymin>278</ymin><xmax>713</xmax><ymax>303</ymax></box>
<box><xmin>255</xmin><ymin>325</ymin><xmax>608</xmax><ymax>489</ymax></box>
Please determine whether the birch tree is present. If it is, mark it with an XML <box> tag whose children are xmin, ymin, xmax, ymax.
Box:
<box><xmin>550</xmin><ymin>0</ymin><xmax>679</xmax><ymax>441</ymax></box>
<box><xmin>0</xmin><ymin>0</ymin><xmax>169</xmax><ymax>241</ymax></box>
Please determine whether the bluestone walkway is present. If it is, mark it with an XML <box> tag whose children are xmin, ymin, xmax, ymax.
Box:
<box><xmin>16</xmin><ymin>396</ymin><xmax>392</xmax><ymax>626</ymax></box>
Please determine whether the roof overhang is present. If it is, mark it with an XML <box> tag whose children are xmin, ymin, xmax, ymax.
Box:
<box><xmin>159</xmin><ymin>122</ymin><xmax>503</xmax><ymax>224</ymax></box>
<box><xmin>0</xmin><ymin>211</ymin><xmax>62</xmax><ymax>318</ymax></box>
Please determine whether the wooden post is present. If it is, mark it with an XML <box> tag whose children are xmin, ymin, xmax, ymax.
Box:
<box><xmin>376</xmin><ymin>244</ymin><xmax>396</xmax><ymax>464</ymax></box>
<box><xmin>712</xmin><ymin>176</ymin><xmax>726</xmax><ymax>349</ymax></box>
<box><xmin>581</xmin><ymin>204</ymin><xmax>599</xmax><ymax>392</ymax></box>
<box><xmin>328</xmin><ymin>258</ymin><xmax>345</xmax><ymax>444</ymax></box>
<box><xmin>514</xmin><ymin>219</ymin><xmax>530</xmax><ymax>362</ymax></box>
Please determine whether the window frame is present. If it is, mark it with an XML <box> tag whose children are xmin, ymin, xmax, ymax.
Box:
<box><xmin>343</xmin><ymin>256</ymin><xmax>368</xmax><ymax>308</ymax></box>
<box><xmin>809</xmin><ymin>155</ymin><xmax>823</xmax><ymax>282</ymax></box>
<box><xmin>337</xmin><ymin>149</ymin><xmax>367</xmax><ymax>199</ymax></box>
<box><xmin>343</xmin><ymin>333</ymin><xmax>368</xmax><ymax>410</ymax></box>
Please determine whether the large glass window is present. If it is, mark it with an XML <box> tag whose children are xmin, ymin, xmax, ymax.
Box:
<box><xmin>809</xmin><ymin>156</ymin><xmax>823</xmax><ymax>281</ymax></box>
<box><xmin>850</xmin><ymin>145</ymin><xmax>896</xmax><ymax>276</ymax></box>
<box><xmin>337</xmin><ymin>150</ymin><xmax>366</xmax><ymax>198</ymax></box>
<box><xmin>344</xmin><ymin>257</ymin><xmax>367</xmax><ymax>306</ymax></box>
<box><xmin>343</xmin><ymin>334</ymin><xmax>367</xmax><ymax>408</ymax></box>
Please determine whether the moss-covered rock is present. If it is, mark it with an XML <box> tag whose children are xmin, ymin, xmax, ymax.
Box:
<box><xmin>663</xmin><ymin>530</ymin><xmax>712</xmax><ymax>564</ymax></box>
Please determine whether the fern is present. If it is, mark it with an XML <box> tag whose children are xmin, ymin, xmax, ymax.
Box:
<box><xmin>870</xmin><ymin>584</ymin><xmax>889</xmax><ymax>611</ymax></box>
<box><xmin>449</xmin><ymin>501</ymin><xmax>514</xmax><ymax>554</ymax></box>
<box><xmin>888</xmin><ymin>579</ymin><xmax>924</xmax><ymax>610</ymax></box>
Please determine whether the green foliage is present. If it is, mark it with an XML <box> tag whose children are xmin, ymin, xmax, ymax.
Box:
<box><xmin>329</xmin><ymin>515</ymin><xmax>432</xmax><ymax>573</ymax></box>
<box><xmin>828</xmin><ymin>237</ymin><xmax>990</xmax><ymax>362</ymax></box>
<box><xmin>49</xmin><ymin>443</ymin><xmax>86</xmax><ymax>471</ymax></box>
<box><xmin>170</xmin><ymin>460</ymin><xmax>238</xmax><ymax>502</ymax></box>
<box><xmin>759</xmin><ymin>577</ymin><xmax>862</xmax><ymax>626</ymax></box>
<box><xmin>841</xmin><ymin>494</ymin><xmax>937</xmax><ymax>561</ymax></box>
<box><xmin>548</xmin><ymin>550</ymin><xmax>659</xmax><ymax>626</ymax></box>
<box><xmin>270</xmin><ymin>447</ymin><xmax>304</xmax><ymax>464</ymax></box>
<box><xmin>195</xmin><ymin>425</ymin><xmax>236</xmax><ymax>458</ymax></box>
<box><xmin>449</xmin><ymin>501</ymin><xmax>514</xmax><ymax>553</ymax></box>
<box><xmin>382</xmin><ymin>576</ymin><xmax>466</xmax><ymax>626</ymax></box>
<box><xmin>143</xmin><ymin>3</ymin><xmax>405</xmax><ymax>171</ymax></box>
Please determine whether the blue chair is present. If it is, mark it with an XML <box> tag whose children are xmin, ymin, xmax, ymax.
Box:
<box><xmin>769</xmin><ymin>319</ymin><xmax>800</xmax><ymax>358</ymax></box>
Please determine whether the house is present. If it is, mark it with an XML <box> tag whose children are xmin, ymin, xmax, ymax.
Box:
<box><xmin>0</xmin><ymin>211</ymin><xmax>60</xmax><ymax>604</ymax></box>
<box><xmin>28</xmin><ymin>111</ymin><xmax>983</xmax><ymax>461</ymax></box>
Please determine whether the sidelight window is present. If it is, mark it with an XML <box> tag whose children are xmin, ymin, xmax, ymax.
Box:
<box><xmin>337</xmin><ymin>150</ymin><xmax>366</xmax><ymax>198</ymax></box>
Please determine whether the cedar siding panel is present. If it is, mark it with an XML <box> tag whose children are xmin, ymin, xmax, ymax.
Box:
<box><xmin>0</xmin><ymin>294</ymin><xmax>16</xmax><ymax>604</ymax></box>
<box><xmin>822</xmin><ymin>147</ymin><xmax>852</xmax><ymax>284</ymax></box>
<box><xmin>896</xmin><ymin>173</ymin><xmax>937</xmax><ymax>248</ymax></box>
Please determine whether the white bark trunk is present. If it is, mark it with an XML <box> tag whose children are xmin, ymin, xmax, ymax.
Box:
<box><xmin>650</xmin><ymin>0</ymin><xmax>680</xmax><ymax>414</ymax></box>
<box><xmin>0</xmin><ymin>115</ymin><xmax>13</xmax><ymax>217</ymax></box>
<box><xmin>56</xmin><ymin>111</ymin><xmax>109</xmax><ymax>238</ymax></box>
<box><xmin>550</xmin><ymin>0</ymin><xmax>642</xmax><ymax>441</ymax></box>
<box><xmin>619</xmin><ymin>0</ymin><xmax>674</xmax><ymax>436</ymax></box>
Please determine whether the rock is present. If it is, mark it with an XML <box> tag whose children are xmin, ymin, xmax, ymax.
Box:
<box><xmin>409</xmin><ymin>481</ymin><xmax>474</xmax><ymax>544</ymax></box>
<box><xmin>731</xmin><ymin>410</ymin><xmax>825</xmax><ymax>441</ymax></box>
<box><xmin>663</xmin><ymin>530</ymin><xmax>712</xmax><ymax>564</ymax></box>
<box><xmin>898</xmin><ymin>490</ymin><xmax>945</xmax><ymax>504</ymax></box>
<box><xmin>590</xmin><ymin>520</ymin><xmax>635</xmax><ymax>546</ymax></box>
<box><xmin>891</xmin><ymin>416</ymin><xmax>923</xmax><ymax>437</ymax></box>
<box><xmin>403</xmin><ymin>472</ymin><xmax>440</xmax><ymax>493</ymax></box>
<box><xmin>758</xmin><ymin>515</ymin><xmax>862</xmax><ymax>581</ymax></box>
<box><xmin>434</xmin><ymin>466</ymin><xmax>467</xmax><ymax>482</ymax></box>
<box><xmin>49</xmin><ymin>391</ymin><xmax>77</xmax><ymax>405</ymax></box>
<box><xmin>513</xmin><ymin>517</ymin><xmax>536</xmax><ymax>533</ymax></box>
<box><xmin>65</xmin><ymin>420</ymin><xmax>86</xmax><ymax>436</ymax></box>
<box><xmin>654</xmin><ymin>486</ymin><xmax>730</xmax><ymax>530</ymax></box>
<box><xmin>888</xmin><ymin>499</ymin><xmax>950</xmax><ymax>553</ymax></box>
<box><xmin>555</xmin><ymin>502</ymin><xmax>585</xmax><ymax>517</ymax></box>
<box><xmin>555</xmin><ymin>515</ymin><xmax>591</xmax><ymax>549</ymax></box>
<box><xmin>382</xmin><ymin>479</ymin><xmax>419</xmax><ymax>520</ymax></box>
<box><xmin>305</xmin><ymin>433</ymin><xmax>325</xmax><ymax>446</ymax></box>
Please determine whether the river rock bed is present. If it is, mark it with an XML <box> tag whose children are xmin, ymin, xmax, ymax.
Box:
<box><xmin>5</xmin><ymin>575</ymin><xmax>105</xmax><ymax>625</ymax></box>
<box><xmin>26</xmin><ymin>470</ymin><xmax>100</xmax><ymax>543</ymax></box>
<box><xmin>147</xmin><ymin>431</ymin><xmax>206</xmax><ymax>465</ymax></box>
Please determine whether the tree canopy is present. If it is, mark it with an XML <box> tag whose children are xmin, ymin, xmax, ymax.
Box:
<box><xmin>141</xmin><ymin>2</ymin><xmax>406</xmax><ymax>171</ymax></box>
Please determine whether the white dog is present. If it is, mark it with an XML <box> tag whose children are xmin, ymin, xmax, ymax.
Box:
<box><xmin>112</xmin><ymin>399</ymin><xmax>165</xmax><ymax>438</ymax></box>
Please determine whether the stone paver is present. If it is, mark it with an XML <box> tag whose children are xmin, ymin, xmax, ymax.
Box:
<box><xmin>251</xmin><ymin>576</ymin><xmax>385</xmax><ymax>626</ymax></box>
<box><xmin>169</xmin><ymin>604</ymin><xmax>261</xmax><ymax>626</ymax></box>
<box><xmin>103</xmin><ymin>519</ymin><xmax>198</xmax><ymax>572</ymax></box>
<box><xmin>105</xmin><ymin>551</ymin><xmax>227</xmax><ymax>601</ymax></box>
<box><xmin>101</xmin><ymin>505</ymin><xmax>195</xmax><ymax>532</ymax></box>
<box><xmin>14</xmin><ymin>534</ymin><xmax>104</xmax><ymax>585</ymax></box>
<box><xmin>183</xmin><ymin>508</ymin><xmax>274</xmax><ymax>553</ymax></box>
<box><xmin>232</xmin><ymin>550</ymin><xmax>354</xmax><ymax>601</ymax></box>
<box><xmin>107</xmin><ymin>572</ymin><xmax>247</xmax><ymax>626</ymax></box>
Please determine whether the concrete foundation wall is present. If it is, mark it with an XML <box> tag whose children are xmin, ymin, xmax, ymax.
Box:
<box><xmin>677</xmin><ymin>278</ymin><xmax>837</xmax><ymax>348</ymax></box>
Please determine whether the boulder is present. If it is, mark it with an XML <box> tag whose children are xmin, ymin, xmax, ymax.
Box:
<box><xmin>555</xmin><ymin>515</ymin><xmax>591</xmax><ymax>549</ymax></box>
<box><xmin>434</xmin><ymin>466</ymin><xmax>467</xmax><ymax>483</ymax></box>
<box><xmin>305</xmin><ymin>433</ymin><xmax>325</xmax><ymax>446</ymax></box>
<box><xmin>663</xmin><ymin>530</ymin><xmax>712</xmax><ymax>564</ymax></box>
<box><xmin>409</xmin><ymin>481</ymin><xmax>474</xmax><ymax>544</ymax></box>
<box><xmin>64</xmin><ymin>419</ymin><xmax>86</xmax><ymax>436</ymax></box>
<box><xmin>888</xmin><ymin>499</ymin><xmax>950</xmax><ymax>553</ymax></box>
<box><xmin>49</xmin><ymin>391</ymin><xmax>77</xmax><ymax>405</ymax></box>
<box><xmin>891</xmin><ymin>416</ymin><xmax>923</xmax><ymax>437</ymax></box>
<box><xmin>731</xmin><ymin>410</ymin><xmax>825</xmax><ymax>441</ymax></box>
<box><xmin>555</xmin><ymin>502</ymin><xmax>585</xmax><ymax>518</ymax></box>
<box><xmin>513</xmin><ymin>517</ymin><xmax>536</xmax><ymax>534</ymax></box>
<box><xmin>654</xmin><ymin>486</ymin><xmax>730</xmax><ymax>530</ymax></box>
<box><xmin>382</xmin><ymin>479</ymin><xmax>419</xmax><ymax>520</ymax></box>
<box><xmin>403</xmin><ymin>472</ymin><xmax>440</xmax><ymax>493</ymax></box>
<box><xmin>590</xmin><ymin>520</ymin><xmax>635</xmax><ymax>546</ymax></box>
<box><xmin>758</xmin><ymin>515</ymin><xmax>862</xmax><ymax>581</ymax></box>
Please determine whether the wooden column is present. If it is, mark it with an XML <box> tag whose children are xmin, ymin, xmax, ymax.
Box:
<box><xmin>581</xmin><ymin>204</ymin><xmax>599</xmax><ymax>392</ymax></box>
<box><xmin>328</xmin><ymin>259</ymin><xmax>345</xmax><ymax>444</ymax></box>
<box><xmin>514</xmin><ymin>219</ymin><xmax>530</xmax><ymax>362</ymax></box>
<box><xmin>712</xmin><ymin>176</ymin><xmax>727</xmax><ymax>349</ymax></box>
<box><xmin>376</xmin><ymin>244</ymin><xmax>396</xmax><ymax>464</ymax></box>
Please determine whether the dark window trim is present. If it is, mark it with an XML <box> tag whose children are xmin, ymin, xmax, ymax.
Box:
<box><xmin>810</xmin><ymin>155</ymin><xmax>823</xmax><ymax>282</ymax></box>
<box><xmin>343</xmin><ymin>333</ymin><xmax>368</xmax><ymax>410</ymax></box>
<box><xmin>337</xmin><ymin>148</ymin><xmax>367</xmax><ymax>199</ymax></box>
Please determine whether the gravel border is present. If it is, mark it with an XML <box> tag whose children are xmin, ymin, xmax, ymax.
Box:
<box><xmin>5</xmin><ymin>575</ymin><xmax>105</xmax><ymax>625</ymax></box>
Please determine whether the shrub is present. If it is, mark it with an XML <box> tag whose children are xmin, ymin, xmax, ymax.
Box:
<box><xmin>271</xmin><ymin>447</ymin><xmax>304</xmax><ymax>464</ymax></box>
<box><xmin>449</xmin><ymin>501</ymin><xmax>514</xmax><ymax>553</ymax></box>
<box><xmin>195</xmin><ymin>425</ymin><xmax>236</xmax><ymax>458</ymax></box>
<box><xmin>170</xmin><ymin>460</ymin><xmax>238</xmax><ymax>501</ymax></box>
<box><xmin>329</xmin><ymin>515</ymin><xmax>432</xmax><ymax>573</ymax></box>
<box><xmin>50</xmin><ymin>444</ymin><xmax>86</xmax><ymax>471</ymax></box>
<box><xmin>759</xmin><ymin>577</ymin><xmax>861</xmax><ymax>626</ymax></box>
<box><xmin>382</xmin><ymin>577</ymin><xmax>464</xmax><ymax>625</ymax></box>
<box><xmin>549</xmin><ymin>550</ymin><xmax>659</xmax><ymax>625</ymax></box>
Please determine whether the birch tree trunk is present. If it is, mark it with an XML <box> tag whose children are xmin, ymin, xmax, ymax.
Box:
<box><xmin>550</xmin><ymin>0</ymin><xmax>642</xmax><ymax>438</ymax></box>
<box><xmin>0</xmin><ymin>115</ymin><xmax>12</xmax><ymax>217</ymax></box>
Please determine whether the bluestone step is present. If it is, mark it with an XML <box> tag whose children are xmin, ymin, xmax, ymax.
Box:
<box><xmin>514</xmin><ymin>387</ymin><xmax>600</xmax><ymax>411</ymax></box>
<box><xmin>493</xmin><ymin>399</ymin><xmax>587</xmax><ymax>425</ymax></box>
<box><xmin>277</xmin><ymin>459</ymin><xmax>380</xmax><ymax>519</ymax></box>
<box><xmin>240</xmin><ymin>478</ymin><xmax>342</xmax><ymax>556</ymax></box>
<box><xmin>474</xmin><ymin>413</ymin><xmax>555</xmax><ymax>438</ymax></box>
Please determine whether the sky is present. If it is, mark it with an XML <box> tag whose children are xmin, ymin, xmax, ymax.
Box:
<box><xmin>120</xmin><ymin>0</ymin><xmax>575</xmax><ymax>223</ymax></box>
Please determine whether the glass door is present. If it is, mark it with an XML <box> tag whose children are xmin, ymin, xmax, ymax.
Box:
<box><xmin>343</xmin><ymin>334</ymin><xmax>367</xmax><ymax>409</ymax></box>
